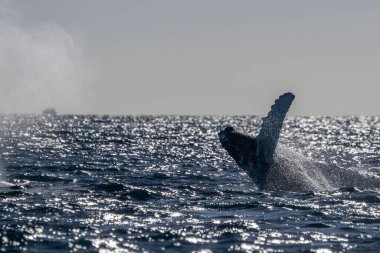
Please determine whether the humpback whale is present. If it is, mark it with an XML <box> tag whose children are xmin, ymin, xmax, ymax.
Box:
<box><xmin>218</xmin><ymin>92</ymin><xmax>322</xmax><ymax>191</ymax></box>
<box><xmin>219</xmin><ymin>92</ymin><xmax>380</xmax><ymax>191</ymax></box>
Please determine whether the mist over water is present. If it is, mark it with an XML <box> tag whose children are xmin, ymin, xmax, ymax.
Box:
<box><xmin>0</xmin><ymin>3</ymin><xmax>96</xmax><ymax>114</ymax></box>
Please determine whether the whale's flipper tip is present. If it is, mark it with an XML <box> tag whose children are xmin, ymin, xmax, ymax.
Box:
<box><xmin>284</xmin><ymin>92</ymin><xmax>295</xmax><ymax>97</ymax></box>
<box><xmin>271</xmin><ymin>92</ymin><xmax>295</xmax><ymax>112</ymax></box>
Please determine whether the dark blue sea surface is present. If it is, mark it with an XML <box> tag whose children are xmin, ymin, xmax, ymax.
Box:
<box><xmin>0</xmin><ymin>115</ymin><xmax>379</xmax><ymax>252</ymax></box>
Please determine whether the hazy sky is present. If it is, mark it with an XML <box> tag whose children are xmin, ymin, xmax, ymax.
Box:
<box><xmin>1</xmin><ymin>0</ymin><xmax>379</xmax><ymax>115</ymax></box>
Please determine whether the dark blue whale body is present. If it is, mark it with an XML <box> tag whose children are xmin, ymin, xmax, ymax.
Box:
<box><xmin>219</xmin><ymin>92</ymin><xmax>296</xmax><ymax>190</ymax></box>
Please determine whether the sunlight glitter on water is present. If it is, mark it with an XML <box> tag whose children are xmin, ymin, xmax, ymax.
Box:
<box><xmin>0</xmin><ymin>115</ymin><xmax>379</xmax><ymax>252</ymax></box>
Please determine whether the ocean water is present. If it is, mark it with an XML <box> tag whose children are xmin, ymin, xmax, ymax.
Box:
<box><xmin>0</xmin><ymin>115</ymin><xmax>379</xmax><ymax>252</ymax></box>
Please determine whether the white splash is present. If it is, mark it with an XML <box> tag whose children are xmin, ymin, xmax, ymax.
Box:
<box><xmin>265</xmin><ymin>145</ymin><xmax>333</xmax><ymax>191</ymax></box>
<box><xmin>265</xmin><ymin>145</ymin><xmax>380</xmax><ymax>191</ymax></box>
<box><xmin>0</xmin><ymin>180</ymin><xmax>14</xmax><ymax>188</ymax></box>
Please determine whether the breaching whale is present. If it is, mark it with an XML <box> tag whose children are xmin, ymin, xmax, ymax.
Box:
<box><xmin>219</xmin><ymin>92</ymin><xmax>380</xmax><ymax>191</ymax></box>
<box><xmin>218</xmin><ymin>92</ymin><xmax>324</xmax><ymax>191</ymax></box>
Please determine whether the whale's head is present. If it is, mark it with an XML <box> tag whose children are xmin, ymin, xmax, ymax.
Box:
<box><xmin>218</xmin><ymin>126</ymin><xmax>235</xmax><ymax>142</ymax></box>
<box><xmin>218</xmin><ymin>126</ymin><xmax>266</xmax><ymax>188</ymax></box>
<box><xmin>218</xmin><ymin>126</ymin><xmax>240</xmax><ymax>165</ymax></box>
<box><xmin>218</xmin><ymin>126</ymin><xmax>257</xmax><ymax>168</ymax></box>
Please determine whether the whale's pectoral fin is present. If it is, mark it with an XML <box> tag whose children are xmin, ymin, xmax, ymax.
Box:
<box><xmin>256</xmin><ymin>92</ymin><xmax>295</xmax><ymax>164</ymax></box>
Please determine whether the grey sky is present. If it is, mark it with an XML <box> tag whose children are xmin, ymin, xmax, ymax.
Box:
<box><xmin>1</xmin><ymin>0</ymin><xmax>379</xmax><ymax>115</ymax></box>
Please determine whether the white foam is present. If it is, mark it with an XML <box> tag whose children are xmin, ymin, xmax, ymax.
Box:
<box><xmin>0</xmin><ymin>180</ymin><xmax>15</xmax><ymax>188</ymax></box>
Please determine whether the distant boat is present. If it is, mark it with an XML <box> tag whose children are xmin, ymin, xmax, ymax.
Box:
<box><xmin>42</xmin><ymin>108</ymin><xmax>57</xmax><ymax>117</ymax></box>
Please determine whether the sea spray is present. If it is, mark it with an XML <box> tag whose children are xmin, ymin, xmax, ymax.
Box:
<box><xmin>0</xmin><ymin>3</ymin><xmax>97</xmax><ymax>114</ymax></box>
<box><xmin>265</xmin><ymin>145</ymin><xmax>333</xmax><ymax>191</ymax></box>
<box><xmin>266</xmin><ymin>145</ymin><xmax>380</xmax><ymax>191</ymax></box>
